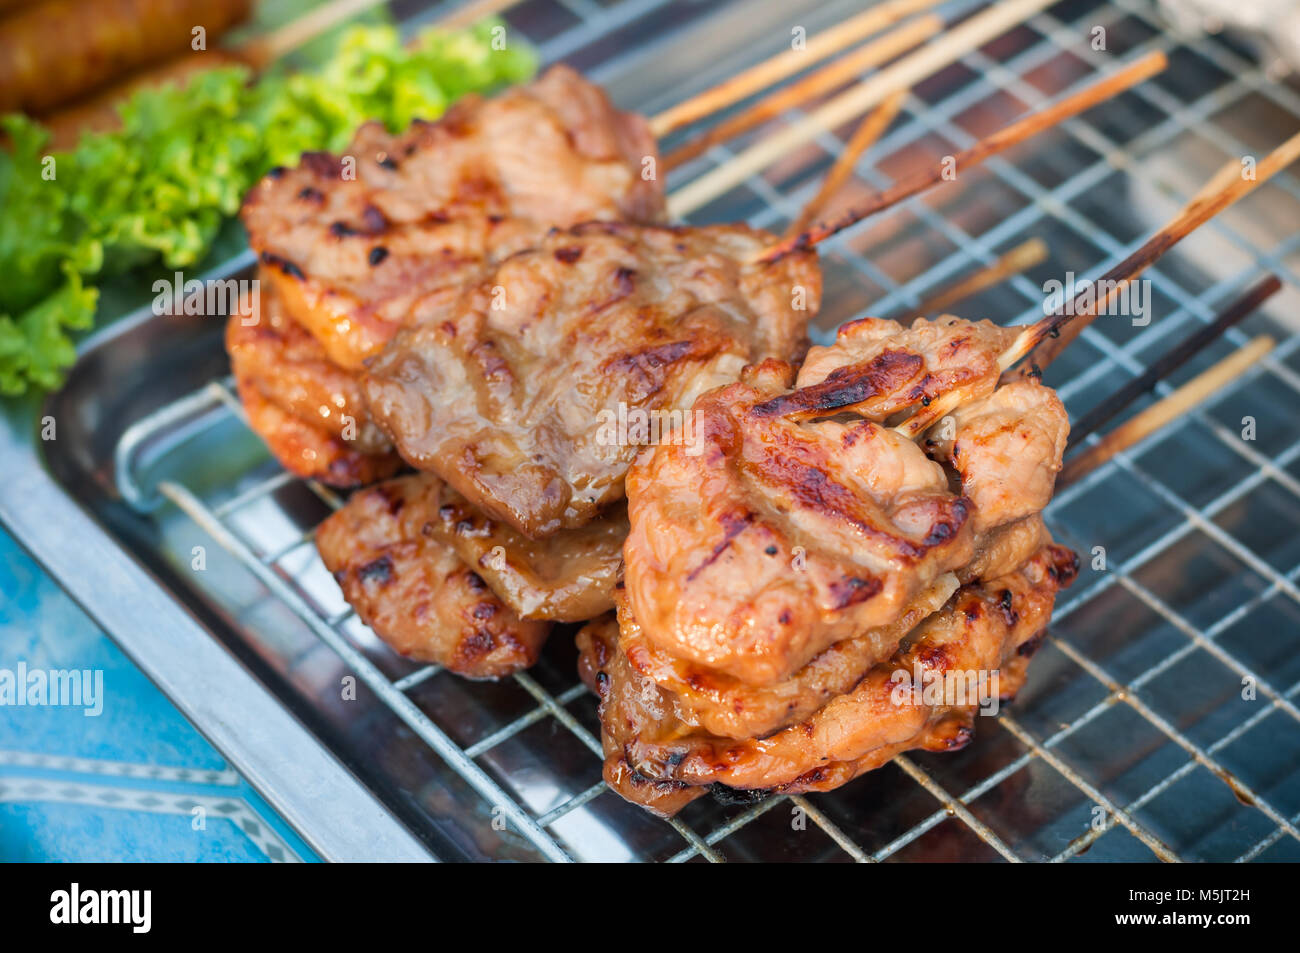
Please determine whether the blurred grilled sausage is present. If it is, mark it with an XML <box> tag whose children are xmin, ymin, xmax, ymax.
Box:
<box><xmin>40</xmin><ymin>48</ymin><xmax>241</xmax><ymax>149</ymax></box>
<box><xmin>0</xmin><ymin>0</ymin><xmax>252</xmax><ymax>114</ymax></box>
<box><xmin>0</xmin><ymin>1</ymin><xmax>45</xmax><ymax>16</ymax></box>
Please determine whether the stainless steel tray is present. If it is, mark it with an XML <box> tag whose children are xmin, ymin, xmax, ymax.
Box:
<box><xmin>5</xmin><ymin>0</ymin><xmax>1300</xmax><ymax>861</ymax></box>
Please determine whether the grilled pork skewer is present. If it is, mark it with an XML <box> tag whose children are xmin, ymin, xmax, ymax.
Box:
<box><xmin>587</xmin><ymin>123</ymin><xmax>1300</xmax><ymax>814</ymax></box>
<box><xmin>277</xmin><ymin>36</ymin><xmax>1160</xmax><ymax>679</ymax></box>
<box><xmin>250</xmin><ymin>22</ymin><xmax>1006</xmax><ymax>669</ymax></box>
<box><xmin>236</xmin><ymin>11</ymin><xmax>945</xmax><ymax>487</ymax></box>
<box><xmin>358</xmin><ymin>57</ymin><xmax>1162</xmax><ymax>534</ymax></box>
<box><xmin>311</xmin><ymin>54</ymin><xmax>1166</xmax><ymax>674</ymax></box>
<box><xmin>590</xmin><ymin>337</ymin><xmax>1073</xmax><ymax>812</ymax></box>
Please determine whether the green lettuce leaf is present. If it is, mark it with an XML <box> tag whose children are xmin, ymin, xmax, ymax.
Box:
<box><xmin>0</xmin><ymin>19</ymin><xmax>536</xmax><ymax>396</ymax></box>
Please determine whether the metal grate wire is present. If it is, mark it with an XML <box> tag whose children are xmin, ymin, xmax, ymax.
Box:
<box><xmin>112</xmin><ymin>0</ymin><xmax>1300</xmax><ymax>861</ymax></box>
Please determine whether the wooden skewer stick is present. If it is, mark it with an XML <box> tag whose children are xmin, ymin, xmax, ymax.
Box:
<box><xmin>240</xmin><ymin>0</ymin><xmax>389</xmax><ymax>70</ymax></box>
<box><xmin>1005</xmin><ymin>127</ymin><xmax>1300</xmax><ymax>375</ymax></box>
<box><xmin>649</xmin><ymin>0</ymin><xmax>944</xmax><ymax>138</ymax></box>
<box><xmin>1066</xmin><ymin>274</ymin><xmax>1281</xmax><ymax>448</ymax></box>
<box><xmin>668</xmin><ymin>0</ymin><xmax>1065</xmax><ymax>219</ymax></box>
<box><xmin>895</xmin><ymin>128</ymin><xmax>1300</xmax><ymax>439</ymax></box>
<box><xmin>440</xmin><ymin>0</ymin><xmax>526</xmax><ymax>31</ymax></box>
<box><xmin>782</xmin><ymin>91</ymin><xmax>907</xmax><ymax>241</ymax></box>
<box><xmin>757</xmin><ymin>50</ymin><xmax>1168</xmax><ymax>262</ymax></box>
<box><xmin>241</xmin><ymin>0</ymin><xmax>522</xmax><ymax>69</ymax></box>
<box><xmin>662</xmin><ymin>15</ymin><xmax>941</xmax><ymax>172</ymax></box>
<box><xmin>1182</xmin><ymin>153</ymin><xmax>1253</xmax><ymax>210</ymax></box>
<box><xmin>1057</xmin><ymin>336</ymin><xmax>1275</xmax><ymax>488</ymax></box>
<box><xmin>911</xmin><ymin>237</ymin><xmax>1049</xmax><ymax>316</ymax></box>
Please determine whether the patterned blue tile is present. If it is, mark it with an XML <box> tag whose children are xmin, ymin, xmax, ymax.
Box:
<box><xmin>0</xmin><ymin>526</ymin><xmax>318</xmax><ymax>862</ymax></box>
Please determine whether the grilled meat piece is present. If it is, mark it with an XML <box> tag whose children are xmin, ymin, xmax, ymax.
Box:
<box><xmin>616</xmin><ymin>573</ymin><xmax>958</xmax><ymax>740</ymax></box>
<box><xmin>320</xmin><ymin>470</ymin><xmax>624</xmax><ymax>623</ymax></box>
<box><xmin>420</xmin><ymin>475</ymin><xmax>629</xmax><ymax>622</ymax></box>
<box><xmin>577</xmin><ymin>615</ymin><xmax>708</xmax><ymax>819</ymax></box>
<box><xmin>788</xmin><ymin>314</ymin><xmax>1019</xmax><ymax>422</ymax></box>
<box><xmin>621</xmin><ymin>359</ymin><xmax>975</xmax><ymax>687</ymax></box>
<box><xmin>959</xmin><ymin>513</ymin><xmax>1050</xmax><ymax>584</ymax></box>
<box><xmin>926</xmin><ymin>380</ymin><xmax>1069</xmax><ymax>533</ymax></box>
<box><xmin>316</xmin><ymin>476</ymin><xmax>551</xmax><ymax>679</ymax></box>
<box><xmin>226</xmin><ymin>282</ymin><xmax>402</xmax><ymax>486</ymax></box>
<box><xmin>241</xmin><ymin>65</ymin><xmax>664</xmax><ymax>371</ymax></box>
<box><xmin>233</xmin><ymin>386</ymin><xmax>402</xmax><ymax>489</ymax></box>
<box><xmin>585</xmin><ymin>311</ymin><xmax>1073</xmax><ymax>814</ymax></box>
<box><xmin>0</xmin><ymin>0</ymin><xmax>252</xmax><ymax>115</ymax></box>
<box><xmin>581</xmin><ymin>543</ymin><xmax>1077</xmax><ymax>813</ymax></box>
<box><xmin>364</xmin><ymin>222</ymin><xmax>820</xmax><ymax>538</ymax></box>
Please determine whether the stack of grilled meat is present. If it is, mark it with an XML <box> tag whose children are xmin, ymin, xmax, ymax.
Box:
<box><xmin>579</xmin><ymin>319</ymin><xmax>1077</xmax><ymax>815</ymax></box>
<box><xmin>229</xmin><ymin>65</ymin><xmax>662</xmax><ymax>488</ymax></box>
<box><xmin>226</xmin><ymin>66</ymin><xmax>1076</xmax><ymax>814</ymax></box>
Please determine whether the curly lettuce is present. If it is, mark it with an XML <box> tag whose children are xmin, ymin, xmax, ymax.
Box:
<box><xmin>0</xmin><ymin>20</ymin><xmax>536</xmax><ymax>396</ymax></box>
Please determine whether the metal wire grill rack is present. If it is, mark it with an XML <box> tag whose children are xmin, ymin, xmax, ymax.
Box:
<box><xmin>109</xmin><ymin>0</ymin><xmax>1300</xmax><ymax>861</ymax></box>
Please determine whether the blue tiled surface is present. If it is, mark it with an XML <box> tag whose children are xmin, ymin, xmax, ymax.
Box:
<box><xmin>0</xmin><ymin>525</ymin><xmax>318</xmax><ymax>862</ymax></box>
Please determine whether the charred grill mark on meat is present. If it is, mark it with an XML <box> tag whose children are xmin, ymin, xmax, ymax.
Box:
<box><xmin>316</xmin><ymin>475</ymin><xmax>551</xmax><ymax>680</ymax></box>
<box><xmin>363</xmin><ymin>223</ymin><xmax>820</xmax><ymax>538</ymax></box>
<box><xmin>598</xmin><ymin>314</ymin><xmax>1076</xmax><ymax>814</ymax></box>
<box><xmin>239</xmin><ymin>65</ymin><xmax>666</xmax><ymax>372</ymax></box>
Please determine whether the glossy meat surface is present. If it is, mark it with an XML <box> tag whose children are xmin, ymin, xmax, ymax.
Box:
<box><xmin>364</xmin><ymin>223</ymin><xmax>821</xmax><ymax>537</ymax></box>
<box><xmin>581</xmin><ymin>543</ymin><xmax>1077</xmax><ymax>810</ymax></box>
<box><xmin>616</xmin><ymin>574</ymin><xmax>958</xmax><ymax>740</ymax></box>
<box><xmin>599</xmin><ymin>314</ymin><xmax>1075</xmax><ymax>813</ymax></box>
<box><xmin>316</xmin><ymin>476</ymin><xmax>550</xmax><ymax>679</ymax></box>
<box><xmin>241</xmin><ymin>65</ymin><xmax>664</xmax><ymax>371</ymax></box>
<box><xmin>790</xmin><ymin>314</ymin><xmax>1018</xmax><ymax>422</ymax></box>
<box><xmin>422</xmin><ymin>478</ymin><xmax>629</xmax><ymax>622</ymax></box>
<box><xmin>621</xmin><ymin>359</ymin><xmax>975</xmax><ymax>687</ymax></box>
<box><xmin>927</xmin><ymin>380</ymin><xmax>1069</xmax><ymax>533</ymax></box>
<box><xmin>226</xmin><ymin>281</ymin><xmax>401</xmax><ymax>486</ymax></box>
